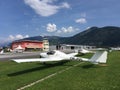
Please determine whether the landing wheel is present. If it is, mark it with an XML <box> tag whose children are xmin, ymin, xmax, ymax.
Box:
<box><xmin>40</xmin><ymin>55</ymin><xmax>42</xmax><ymax>58</ymax></box>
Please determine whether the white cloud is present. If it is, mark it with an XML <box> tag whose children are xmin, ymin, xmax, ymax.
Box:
<box><xmin>61</xmin><ymin>26</ymin><xmax>74</xmax><ymax>33</ymax></box>
<box><xmin>0</xmin><ymin>34</ymin><xmax>29</xmax><ymax>45</ymax></box>
<box><xmin>25</xmin><ymin>35</ymin><xmax>29</xmax><ymax>38</ymax></box>
<box><xmin>56</xmin><ymin>30</ymin><xmax>62</xmax><ymax>34</ymax></box>
<box><xmin>46</xmin><ymin>24</ymin><xmax>75</xmax><ymax>34</ymax></box>
<box><xmin>24</xmin><ymin>0</ymin><xmax>70</xmax><ymax>17</ymax></box>
<box><xmin>45</xmin><ymin>23</ymin><xmax>80</xmax><ymax>36</ymax></box>
<box><xmin>61</xmin><ymin>2</ymin><xmax>70</xmax><ymax>8</ymax></box>
<box><xmin>75</xmin><ymin>13</ymin><xmax>87</xmax><ymax>24</ymax></box>
<box><xmin>9</xmin><ymin>35</ymin><xmax>15</xmax><ymax>40</ymax></box>
<box><xmin>16</xmin><ymin>35</ymin><xmax>25</xmax><ymax>39</ymax></box>
<box><xmin>56</xmin><ymin>26</ymin><xmax>79</xmax><ymax>35</ymax></box>
<box><xmin>75</xmin><ymin>18</ymin><xmax>87</xmax><ymax>24</ymax></box>
<box><xmin>8</xmin><ymin>34</ymin><xmax>29</xmax><ymax>41</ymax></box>
<box><xmin>86</xmin><ymin>27</ymin><xmax>91</xmax><ymax>29</ymax></box>
<box><xmin>46</xmin><ymin>23</ymin><xmax>57</xmax><ymax>32</ymax></box>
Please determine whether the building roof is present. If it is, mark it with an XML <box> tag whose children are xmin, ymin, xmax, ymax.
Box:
<box><xmin>13</xmin><ymin>40</ymin><xmax>43</xmax><ymax>43</ymax></box>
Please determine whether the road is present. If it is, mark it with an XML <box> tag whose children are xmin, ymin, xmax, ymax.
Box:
<box><xmin>0</xmin><ymin>52</ymin><xmax>41</xmax><ymax>61</ymax></box>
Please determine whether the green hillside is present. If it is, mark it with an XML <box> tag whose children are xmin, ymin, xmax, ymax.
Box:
<box><xmin>18</xmin><ymin>26</ymin><xmax>120</xmax><ymax>47</ymax></box>
<box><xmin>70</xmin><ymin>26</ymin><xmax>120</xmax><ymax>46</ymax></box>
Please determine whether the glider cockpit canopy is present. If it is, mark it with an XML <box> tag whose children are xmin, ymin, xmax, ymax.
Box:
<box><xmin>47</xmin><ymin>51</ymin><xmax>55</xmax><ymax>55</ymax></box>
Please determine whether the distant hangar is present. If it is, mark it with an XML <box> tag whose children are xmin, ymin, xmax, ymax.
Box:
<box><xmin>11</xmin><ymin>39</ymin><xmax>49</xmax><ymax>51</ymax></box>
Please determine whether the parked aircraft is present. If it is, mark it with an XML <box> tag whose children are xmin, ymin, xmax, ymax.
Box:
<box><xmin>12</xmin><ymin>50</ymin><xmax>108</xmax><ymax>64</ymax></box>
<box><xmin>79</xmin><ymin>48</ymin><xmax>93</xmax><ymax>54</ymax></box>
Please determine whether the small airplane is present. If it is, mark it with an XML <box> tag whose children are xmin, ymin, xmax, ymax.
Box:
<box><xmin>12</xmin><ymin>50</ymin><xmax>108</xmax><ymax>64</ymax></box>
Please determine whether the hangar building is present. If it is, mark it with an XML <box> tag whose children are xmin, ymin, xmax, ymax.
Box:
<box><xmin>11</xmin><ymin>39</ymin><xmax>49</xmax><ymax>51</ymax></box>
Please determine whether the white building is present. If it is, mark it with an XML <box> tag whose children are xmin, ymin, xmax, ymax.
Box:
<box><xmin>43</xmin><ymin>39</ymin><xmax>49</xmax><ymax>51</ymax></box>
<box><xmin>50</xmin><ymin>44</ymin><xmax>96</xmax><ymax>52</ymax></box>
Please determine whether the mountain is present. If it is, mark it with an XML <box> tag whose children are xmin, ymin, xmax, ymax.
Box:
<box><xmin>64</xmin><ymin>26</ymin><xmax>120</xmax><ymax>47</ymax></box>
<box><xmin>16</xmin><ymin>26</ymin><xmax>120</xmax><ymax>47</ymax></box>
<box><xmin>19</xmin><ymin>36</ymin><xmax>62</xmax><ymax>45</ymax></box>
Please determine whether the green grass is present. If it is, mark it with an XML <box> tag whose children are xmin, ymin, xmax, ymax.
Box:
<box><xmin>0</xmin><ymin>60</ymin><xmax>78</xmax><ymax>90</ymax></box>
<box><xmin>0</xmin><ymin>51</ymin><xmax>120</xmax><ymax>90</ymax></box>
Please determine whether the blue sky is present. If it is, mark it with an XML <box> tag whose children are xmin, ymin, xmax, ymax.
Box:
<box><xmin>0</xmin><ymin>0</ymin><xmax>120</xmax><ymax>43</ymax></box>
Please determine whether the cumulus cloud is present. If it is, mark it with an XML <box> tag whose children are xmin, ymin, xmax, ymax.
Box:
<box><xmin>0</xmin><ymin>34</ymin><xmax>29</xmax><ymax>45</ymax></box>
<box><xmin>57</xmin><ymin>26</ymin><xmax>79</xmax><ymax>35</ymax></box>
<box><xmin>61</xmin><ymin>26</ymin><xmax>74</xmax><ymax>33</ymax></box>
<box><xmin>75</xmin><ymin>18</ymin><xmax>87</xmax><ymax>24</ymax></box>
<box><xmin>9</xmin><ymin>34</ymin><xmax>29</xmax><ymax>41</ymax></box>
<box><xmin>56</xmin><ymin>30</ymin><xmax>62</xmax><ymax>34</ymax></box>
<box><xmin>24</xmin><ymin>0</ymin><xmax>70</xmax><ymax>17</ymax></box>
<box><xmin>46</xmin><ymin>23</ymin><xmax>57</xmax><ymax>32</ymax></box>
<box><xmin>46</xmin><ymin>24</ymin><xmax>75</xmax><ymax>33</ymax></box>
<box><xmin>61</xmin><ymin>2</ymin><xmax>70</xmax><ymax>8</ymax></box>
<box><xmin>75</xmin><ymin>12</ymin><xmax>87</xmax><ymax>24</ymax></box>
<box><xmin>45</xmin><ymin>23</ymin><xmax>80</xmax><ymax>36</ymax></box>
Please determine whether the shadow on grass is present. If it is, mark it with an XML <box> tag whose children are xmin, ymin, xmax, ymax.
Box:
<box><xmin>7</xmin><ymin>61</ymin><xmax>69</xmax><ymax>77</ymax></box>
<box><xmin>81</xmin><ymin>64</ymin><xmax>97</xmax><ymax>69</ymax></box>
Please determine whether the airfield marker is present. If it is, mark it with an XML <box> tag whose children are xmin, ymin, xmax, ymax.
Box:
<box><xmin>17</xmin><ymin>62</ymin><xmax>84</xmax><ymax>90</ymax></box>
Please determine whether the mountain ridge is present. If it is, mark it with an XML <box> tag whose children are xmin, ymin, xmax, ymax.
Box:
<box><xmin>13</xmin><ymin>26</ymin><xmax>120</xmax><ymax>47</ymax></box>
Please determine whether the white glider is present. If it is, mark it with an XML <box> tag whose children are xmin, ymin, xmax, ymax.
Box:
<box><xmin>79</xmin><ymin>48</ymin><xmax>93</xmax><ymax>54</ymax></box>
<box><xmin>12</xmin><ymin>50</ymin><xmax>108</xmax><ymax>64</ymax></box>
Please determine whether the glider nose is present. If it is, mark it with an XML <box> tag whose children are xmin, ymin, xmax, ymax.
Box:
<box><xmin>40</xmin><ymin>53</ymin><xmax>48</xmax><ymax>58</ymax></box>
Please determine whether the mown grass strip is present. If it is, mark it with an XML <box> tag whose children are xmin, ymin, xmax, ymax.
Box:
<box><xmin>25</xmin><ymin>51</ymin><xmax>120</xmax><ymax>90</ymax></box>
<box><xmin>17</xmin><ymin>62</ymin><xmax>84</xmax><ymax>90</ymax></box>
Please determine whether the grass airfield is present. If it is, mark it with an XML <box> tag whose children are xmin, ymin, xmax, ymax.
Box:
<box><xmin>0</xmin><ymin>51</ymin><xmax>120</xmax><ymax>90</ymax></box>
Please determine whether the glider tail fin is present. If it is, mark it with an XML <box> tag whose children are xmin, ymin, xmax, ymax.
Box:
<box><xmin>89</xmin><ymin>51</ymin><xmax>108</xmax><ymax>64</ymax></box>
